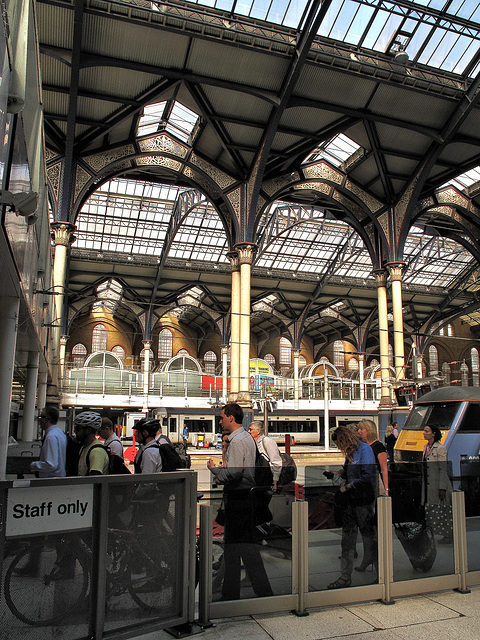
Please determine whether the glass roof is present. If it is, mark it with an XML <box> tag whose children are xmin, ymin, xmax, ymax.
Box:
<box><xmin>76</xmin><ymin>181</ymin><xmax>477</xmax><ymax>293</ymax></box>
<box><xmin>137</xmin><ymin>100</ymin><xmax>199</xmax><ymax>142</ymax></box>
<box><xmin>176</xmin><ymin>0</ymin><xmax>480</xmax><ymax>77</ymax></box>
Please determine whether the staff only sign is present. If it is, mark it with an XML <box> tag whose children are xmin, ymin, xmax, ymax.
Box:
<box><xmin>6</xmin><ymin>484</ymin><xmax>94</xmax><ymax>537</ymax></box>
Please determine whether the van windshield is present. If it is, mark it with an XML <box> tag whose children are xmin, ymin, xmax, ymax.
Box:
<box><xmin>404</xmin><ymin>402</ymin><xmax>461</xmax><ymax>431</ymax></box>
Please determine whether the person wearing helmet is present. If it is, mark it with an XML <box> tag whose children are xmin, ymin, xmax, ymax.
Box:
<box><xmin>133</xmin><ymin>418</ymin><xmax>162</xmax><ymax>474</ymax></box>
<box><xmin>75</xmin><ymin>411</ymin><xmax>109</xmax><ymax>476</ymax></box>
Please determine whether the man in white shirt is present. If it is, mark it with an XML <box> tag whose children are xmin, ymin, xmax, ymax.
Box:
<box><xmin>30</xmin><ymin>405</ymin><xmax>67</xmax><ymax>478</ymax></box>
<box><xmin>98</xmin><ymin>417</ymin><xmax>124</xmax><ymax>458</ymax></box>
<box><xmin>248</xmin><ymin>421</ymin><xmax>282</xmax><ymax>491</ymax></box>
<box><xmin>207</xmin><ymin>403</ymin><xmax>273</xmax><ymax>600</ymax></box>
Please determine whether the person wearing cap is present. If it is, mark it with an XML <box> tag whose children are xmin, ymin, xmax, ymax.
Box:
<box><xmin>133</xmin><ymin>418</ymin><xmax>162</xmax><ymax>474</ymax></box>
<box><xmin>75</xmin><ymin>411</ymin><xmax>109</xmax><ymax>476</ymax></box>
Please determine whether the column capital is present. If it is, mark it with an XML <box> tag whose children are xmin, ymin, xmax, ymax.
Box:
<box><xmin>385</xmin><ymin>261</ymin><xmax>406</xmax><ymax>282</ymax></box>
<box><xmin>234</xmin><ymin>242</ymin><xmax>257</xmax><ymax>266</ymax></box>
<box><xmin>226</xmin><ymin>250</ymin><xmax>239</xmax><ymax>271</ymax></box>
<box><xmin>372</xmin><ymin>268</ymin><xmax>388</xmax><ymax>287</ymax></box>
<box><xmin>142</xmin><ymin>340</ymin><xmax>152</xmax><ymax>348</ymax></box>
<box><xmin>60</xmin><ymin>335</ymin><xmax>69</xmax><ymax>345</ymax></box>
<box><xmin>51</xmin><ymin>222</ymin><xmax>76</xmax><ymax>247</ymax></box>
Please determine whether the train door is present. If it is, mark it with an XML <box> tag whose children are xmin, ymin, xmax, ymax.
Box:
<box><xmin>167</xmin><ymin>415</ymin><xmax>178</xmax><ymax>443</ymax></box>
<box><xmin>444</xmin><ymin>402</ymin><xmax>480</xmax><ymax>478</ymax></box>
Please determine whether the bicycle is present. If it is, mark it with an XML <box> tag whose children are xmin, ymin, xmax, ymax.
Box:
<box><xmin>4</xmin><ymin>502</ymin><xmax>175</xmax><ymax>626</ymax></box>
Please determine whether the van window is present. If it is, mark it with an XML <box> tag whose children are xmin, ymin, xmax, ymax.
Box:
<box><xmin>457</xmin><ymin>403</ymin><xmax>480</xmax><ymax>433</ymax></box>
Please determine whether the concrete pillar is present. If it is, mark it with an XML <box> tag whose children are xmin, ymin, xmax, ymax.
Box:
<box><xmin>359</xmin><ymin>352</ymin><xmax>365</xmax><ymax>406</ymax></box>
<box><xmin>21</xmin><ymin>351</ymin><xmax>40</xmax><ymax>442</ymax></box>
<box><xmin>37</xmin><ymin>370</ymin><xmax>48</xmax><ymax>417</ymax></box>
<box><xmin>236</xmin><ymin>243</ymin><xmax>255</xmax><ymax>404</ymax></box>
<box><xmin>373</xmin><ymin>269</ymin><xmax>392</xmax><ymax>408</ymax></box>
<box><xmin>51</xmin><ymin>223</ymin><xmax>75</xmax><ymax>393</ymax></box>
<box><xmin>386</xmin><ymin>262</ymin><xmax>406</xmax><ymax>382</ymax></box>
<box><xmin>59</xmin><ymin>334</ymin><xmax>68</xmax><ymax>384</ymax></box>
<box><xmin>293</xmin><ymin>349</ymin><xmax>300</xmax><ymax>410</ymax></box>
<box><xmin>227</xmin><ymin>251</ymin><xmax>240</xmax><ymax>400</ymax></box>
<box><xmin>142</xmin><ymin>340</ymin><xmax>151</xmax><ymax>397</ymax></box>
<box><xmin>221</xmin><ymin>344</ymin><xmax>228</xmax><ymax>403</ymax></box>
<box><xmin>0</xmin><ymin>295</ymin><xmax>19</xmax><ymax>479</ymax></box>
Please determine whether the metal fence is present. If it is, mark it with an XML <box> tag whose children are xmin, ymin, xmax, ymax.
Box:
<box><xmin>0</xmin><ymin>472</ymin><xmax>197</xmax><ymax>640</ymax></box>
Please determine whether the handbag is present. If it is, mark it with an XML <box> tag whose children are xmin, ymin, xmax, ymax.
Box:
<box><xmin>425</xmin><ymin>501</ymin><xmax>452</xmax><ymax>537</ymax></box>
<box><xmin>395</xmin><ymin>522</ymin><xmax>436</xmax><ymax>572</ymax></box>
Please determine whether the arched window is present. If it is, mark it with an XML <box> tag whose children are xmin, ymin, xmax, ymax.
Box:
<box><xmin>158</xmin><ymin>328</ymin><xmax>173</xmax><ymax>360</ymax></box>
<box><xmin>442</xmin><ymin>361</ymin><xmax>451</xmax><ymax>385</ymax></box>
<box><xmin>92</xmin><ymin>324</ymin><xmax>107</xmax><ymax>351</ymax></box>
<box><xmin>369</xmin><ymin>358</ymin><xmax>379</xmax><ymax>368</ymax></box>
<box><xmin>428</xmin><ymin>345</ymin><xmax>438</xmax><ymax>373</ymax></box>
<box><xmin>177</xmin><ymin>348</ymin><xmax>189</xmax><ymax>356</ymax></box>
<box><xmin>388</xmin><ymin>343</ymin><xmax>394</xmax><ymax>367</ymax></box>
<box><xmin>140</xmin><ymin>348</ymin><xmax>154</xmax><ymax>363</ymax></box>
<box><xmin>72</xmin><ymin>343</ymin><xmax>87</xmax><ymax>368</ymax></box>
<box><xmin>279</xmin><ymin>337</ymin><xmax>292</xmax><ymax>375</ymax></box>
<box><xmin>298</xmin><ymin>355</ymin><xmax>307</xmax><ymax>367</ymax></box>
<box><xmin>448</xmin><ymin>324</ymin><xmax>454</xmax><ymax>337</ymax></box>
<box><xmin>333</xmin><ymin>340</ymin><xmax>343</xmax><ymax>368</ymax></box>
<box><xmin>472</xmin><ymin>348</ymin><xmax>479</xmax><ymax>386</ymax></box>
<box><xmin>279</xmin><ymin>337</ymin><xmax>292</xmax><ymax>365</ymax></box>
<box><xmin>111</xmin><ymin>345</ymin><xmax>125</xmax><ymax>361</ymax></box>
<box><xmin>348</xmin><ymin>357</ymin><xmax>359</xmax><ymax>370</ymax></box>
<box><xmin>204</xmin><ymin>350</ymin><xmax>217</xmax><ymax>374</ymax></box>
<box><xmin>264</xmin><ymin>353</ymin><xmax>276</xmax><ymax>368</ymax></box>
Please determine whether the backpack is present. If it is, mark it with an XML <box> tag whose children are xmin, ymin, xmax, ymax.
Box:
<box><xmin>158</xmin><ymin>443</ymin><xmax>183</xmax><ymax>472</ymax></box>
<box><xmin>86</xmin><ymin>443</ymin><xmax>131</xmax><ymax>475</ymax></box>
<box><xmin>279</xmin><ymin>453</ymin><xmax>297</xmax><ymax>486</ymax></box>
<box><xmin>254</xmin><ymin>446</ymin><xmax>273</xmax><ymax>488</ymax></box>
<box><xmin>173</xmin><ymin>442</ymin><xmax>191</xmax><ymax>469</ymax></box>
<box><xmin>65</xmin><ymin>434</ymin><xmax>82</xmax><ymax>476</ymax></box>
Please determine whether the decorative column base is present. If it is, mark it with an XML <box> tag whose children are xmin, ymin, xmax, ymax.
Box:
<box><xmin>236</xmin><ymin>391</ymin><xmax>252</xmax><ymax>405</ymax></box>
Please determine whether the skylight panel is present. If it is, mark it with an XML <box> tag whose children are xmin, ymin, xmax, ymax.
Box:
<box><xmin>137</xmin><ymin>100</ymin><xmax>199</xmax><ymax>143</ymax></box>
<box><xmin>441</xmin><ymin>166</ymin><xmax>480</xmax><ymax>190</ymax></box>
<box><xmin>304</xmin><ymin>133</ymin><xmax>361</xmax><ymax>167</ymax></box>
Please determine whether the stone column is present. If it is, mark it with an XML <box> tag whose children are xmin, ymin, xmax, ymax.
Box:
<box><xmin>51</xmin><ymin>222</ymin><xmax>75</xmax><ymax>393</ymax></box>
<box><xmin>386</xmin><ymin>262</ymin><xmax>406</xmax><ymax>382</ymax></box>
<box><xmin>59</xmin><ymin>334</ymin><xmax>68</xmax><ymax>386</ymax></box>
<box><xmin>221</xmin><ymin>344</ymin><xmax>229</xmax><ymax>403</ymax></box>
<box><xmin>236</xmin><ymin>243</ymin><xmax>255</xmax><ymax>405</ymax></box>
<box><xmin>373</xmin><ymin>269</ymin><xmax>392</xmax><ymax>407</ymax></box>
<box><xmin>21</xmin><ymin>351</ymin><xmax>40</xmax><ymax>442</ymax></box>
<box><xmin>358</xmin><ymin>352</ymin><xmax>365</xmax><ymax>406</ymax></box>
<box><xmin>293</xmin><ymin>348</ymin><xmax>300</xmax><ymax>410</ymax></box>
<box><xmin>142</xmin><ymin>340</ymin><xmax>152</xmax><ymax>397</ymax></box>
<box><xmin>37</xmin><ymin>370</ymin><xmax>48</xmax><ymax>417</ymax></box>
<box><xmin>227</xmin><ymin>251</ymin><xmax>240</xmax><ymax>400</ymax></box>
<box><xmin>0</xmin><ymin>296</ymin><xmax>19</xmax><ymax>479</ymax></box>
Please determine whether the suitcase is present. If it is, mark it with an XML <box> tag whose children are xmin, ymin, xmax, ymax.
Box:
<box><xmin>395</xmin><ymin>522</ymin><xmax>436</xmax><ymax>572</ymax></box>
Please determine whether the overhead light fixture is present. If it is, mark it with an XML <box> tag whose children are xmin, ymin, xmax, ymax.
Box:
<box><xmin>394</xmin><ymin>49</ymin><xmax>409</xmax><ymax>64</ymax></box>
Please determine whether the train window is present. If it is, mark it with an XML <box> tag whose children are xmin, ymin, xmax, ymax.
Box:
<box><xmin>185</xmin><ymin>419</ymin><xmax>213</xmax><ymax>433</ymax></box>
<box><xmin>457</xmin><ymin>403</ymin><xmax>480</xmax><ymax>432</ymax></box>
<box><xmin>169</xmin><ymin>417</ymin><xmax>176</xmax><ymax>433</ymax></box>
<box><xmin>405</xmin><ymin>403</ymin><xmax>460</xmax><ymax>430</ymax></box>
<box><xmin>267</xmin><ymin>419</ymin><xmax>318</xmax><ymax>433</ymax></box>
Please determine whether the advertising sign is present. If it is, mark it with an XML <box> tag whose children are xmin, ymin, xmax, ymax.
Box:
<box><xmin>6</xmin><ymin>484</ymin><xmax>94</xmax><ymax>537</ymax></box>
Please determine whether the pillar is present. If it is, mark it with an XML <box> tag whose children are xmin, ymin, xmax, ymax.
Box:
<box><xmin>21</xmin><ymin>351</ymin><xmax>40</xmax><ymax>442</ymax></box>
<box><xmin>0</xmin><ymin>295</ymin><xmax>19</xmax><ymax>479</ymax></box>
<box><xmin>51</xmin><ymin>222</ymin><xmax>75</xmax><ymax>393</ymax></box>
<box><xmin>386</xmin><ymin>262</ymin><xmax>406</xmax><ymax>382</ymax></box>
<box><xmin>293</xmin><ymin>348</ymin><xmax>300</xmax><ymax>410</ymax></box>
<box><xmin>142</xmin><ymin>340</ymin><xmax>151</xmax><ymax>397</ymax></box>
<box><xmin>358</xmin><ymin>352</ymin><xmax>365</xmax><ymax>406</ymax></box>
<box><xmin>227</xmin><ymin>251</ymin><xmax>240</xmax><ymax>400</ymax></box>
<box><xmin>221</xmin><ymin>344</ymin><xmax>228</xmax><ymax>403</ymax></box>
<box><xmin>59</xmin><ymin>334</ymin><xmax>68</xmax><ymax>384</ymax></box>
<box><xmin>37</xmin><ymin>370</ymin><xmax>48</xmax><ymax>417</ymax></box>
<box><xmin>236</xmin><ymin>243</ymin><xmax>255</xmax><ymax>405</ymax></box>
<box><xmin>373</xmin><ymin>269</ymin><xmax>392</xmax><ymax>408</ymax></box>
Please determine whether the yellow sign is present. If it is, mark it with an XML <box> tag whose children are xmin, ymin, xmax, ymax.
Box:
<box><xmin>395</xmin><ymin>429</ymin><xmax>448</xmax><ymax>453</ymax></box>
<box><xmin>249</xmin><ymin>359</ymin><xmax>272</xmax><ymax>376</ymax></box>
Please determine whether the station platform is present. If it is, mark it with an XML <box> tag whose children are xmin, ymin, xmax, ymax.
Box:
<box><xmin>136</xmin><ymin>586</ymin><xmax>480</xmax><ymax>640</ymax></box>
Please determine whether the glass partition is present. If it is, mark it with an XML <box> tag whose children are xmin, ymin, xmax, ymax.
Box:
<box><xmin>460</xmin><ymin>456</ymin><xmax>480</xmax><ymax>572</ymax></box>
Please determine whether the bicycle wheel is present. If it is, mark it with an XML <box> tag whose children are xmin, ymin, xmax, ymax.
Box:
<box><xmin>128</xmin><ymin>548</ymin><xmax>175</xmax><ymax>610</ymax></box>
<box><xmin>4</xmin><ymin>539</ymin><xmax>89</xmax><ymax>626</ymax></box>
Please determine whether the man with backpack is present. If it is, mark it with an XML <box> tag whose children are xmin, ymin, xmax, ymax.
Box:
<box><xmin>74</xmin><ymin>412</ymin><xmax>109</xmax><ymax>476</ymax></box>
<box><xmin>207</xmin><ymin>403</ymin><xmax>273</xmax><ymax>600</ymax></box>
<box><xmin>98</xmin><ymin>417</ymin><xmax>124</xmax><ymax>458</ymax></box>
<box><xmin>133</xmin><ymin>418</ymin><xmax>163</xmax><ymax>473</ymax></box>
<box><xmin>248</xmin><ymin>421</ymin><xmax>282</xmax><ymax>491</ymax></box>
